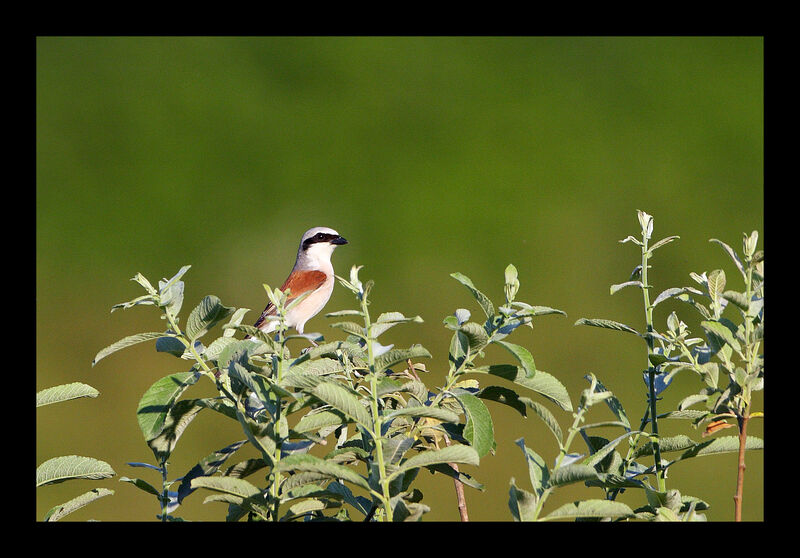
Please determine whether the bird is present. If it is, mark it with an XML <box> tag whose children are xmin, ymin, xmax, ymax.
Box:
<box><xmin>250</xmin><ymin>226</ymin><xmax>348</xmax><ymax>337</ymax></box>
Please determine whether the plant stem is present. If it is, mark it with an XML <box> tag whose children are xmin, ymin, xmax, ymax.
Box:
<box><xmin>734</xmin><ymin>414</ymin><xmax>749</xmax><ymax>521</ymax></box>
<box><xmin>641</xmin><ymin>235</ymin><xmax>666</xmax><ymax>493</ymax></box>
<box><xmin>531</xmin><ymin>403</ymin><xmax>587</xmax><ymax>520</ymax></box>
<box><xmin>362</xmin><ymin>295</ymin><xmax>393</xmax><ymax>522</ymax></box>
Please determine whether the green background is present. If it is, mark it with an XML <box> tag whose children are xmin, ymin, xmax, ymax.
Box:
<box><xmin>36</xmin><ymin>36</ymin><xmax>763</xmax><ymax>521</ymax></box>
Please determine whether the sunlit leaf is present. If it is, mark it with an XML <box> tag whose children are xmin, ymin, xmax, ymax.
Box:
<box><xmin>37</xmin><ymin>382</ymin><xmax>99</xmax><ymax>407</ymax></box>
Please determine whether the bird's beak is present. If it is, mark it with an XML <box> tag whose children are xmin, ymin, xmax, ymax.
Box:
<box><xmin>332</xmin><ymin>235</ymin><xmax>348</xmax><ymax>245</ymax></box>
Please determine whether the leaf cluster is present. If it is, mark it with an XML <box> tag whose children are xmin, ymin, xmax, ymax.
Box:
<box><xmin>36</xmin><ymin>383</ymin><xmax>115</xmax><ymax>521</ymax></box>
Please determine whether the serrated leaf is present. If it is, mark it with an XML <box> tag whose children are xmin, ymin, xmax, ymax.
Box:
<box><xmin>574</xmin><ymin>318</ymin><xmax>640</xmax><ymax>336</ymax></box>
<box><xmin>37</xmin><ymin>382</ymin><xmax>99</xmax><ymax>407</ymax></box>
<box><xmin>454</xmin><ymin>392</ymin><xmax>494</xmax><ymax>458</ymax></box>
<box><xmin>493</xmin><ymin>340</ymin><xmax>536</xmax><ymax>378</ymax></box>
<box><xmin>43</xmin><ymin>488</ymin><xmax>115</xmax><ymax>521</ymax></box>
<box><xmin>36</xmin><ymin>456</ymin><xmax>115</xmax><ymax>487</ymax></box>
<box><xmin>542</xmin><ymin>499</ymin><xmax>633</xmax><ymax>521</ymax></box>
<box><xmin>450</xmin><ymin>272</ymin><xmax>495</xmax><ymax>318</ymax></box>
<box><xmin>92</xmin><ymin>332</ymin><xmax>166</xmax><ymax>366</ymax></box>
<box><xmin>136</xmin><ymin>371</ymin><xmax>202</xmax><ymax>442</ymax></box>
<box><xmin>389</xmin><ymin>445</ymin><xmax>480</xmax><ymax>481</ymax></box>
<box><xmin>185</xmin><ymin>295</ymin><xmax>235</xmax><ymax>341</ymax></box>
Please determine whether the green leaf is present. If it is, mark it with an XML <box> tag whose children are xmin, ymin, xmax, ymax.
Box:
<box><xmin>384</xmin><ymin>405</ymin><xmax>460</xmax><ymax>424</ymax></box>
<box><xmin>647</xmin><ymin>235</ymin><xmax>680</xmax><ymax>254</ymax></box>
<box><xmin>36</xmin><ymin>456</ymin><xmax>115</xmax><ymax>487</ymax></box>
<box><xmin>92</xmin><ymin>332</ymin><xmax>165</xmax><ymax>366</ymax></box>
<box><xmin>43</xmin><ymin>488</ymin><xmax>114</xmax><ymax>521</ymax></box>
<box><xmin>177</xmin><ymin>440</ymin><xmax>248</xmax><ymax>504</ymax></box>
<box><xmin>190</xmin><ymin>475</ymin><xmax>262</xmax><ymax>500</ymax></box>
<box><xmin>278</xmin><ymin>453</ymin><xmax>371</xmax><ymax>492</ymax></box>
<box><xmin>508</xmin><ymin>479</ymin><xmax>538</xmax><ymax>521</ymax></box>
<box><xmin>677</xmin><ymin>435</ymin><xmax>763</xmax><ymax>461</ymax></box>
<box><xmin>147</xmin><ymin>399</ymin><xmax>205</xmax><ymax>463</ymax></box>
<box><xmin>471</xmin><ymin>364</ymin><xmax>573</xmax><ymax>412</ymax></box>
<box><xmin>381</xmin><ymin>436</ymin><xmax>415</xmax><ymax>466</ymax></box>
<box><xmin>311</xmin><ymin>381</ymin><xmax>372</xmax><ymax>427</ymax></box>
<box><xmin>701</xmin><ymin>320</ymin><xmax>741</xmax><ymax>354</ymax></box>
<box><xmin>710</xmin><ymin>238</ymin><xmax>746</xmax><ymax>278</ymax></box>
<box><xmin>119</xmin><ymin>476</ymin><xmax>161</xmax><ymax>497</ymax></box>
<box><xmin>478</xmin><ymin>386</ymin><xmax>562</xmax><ymax>444</ymax></box>
<box><xmin>454</xmin><ymin>392</ymin><xmax>495</xmax><ymax>458</ymax></box>
<box><xmin>582</xmin><ymin>431</ymin><xmax>640</xmax><ymax>468</ymax></box>
<box><xmin>514</xmin><ymin>438</ymin><xmax>549</xmax><ymax>496</ymax></box>
<box><xmin>136</xmin><ymin>371</ymin><xmax>201</xmax><ymax>442</ymax></box>
<box><xmin>548</xmin><ymin>464</ymin><xmax>600</xmax><ymax>488</ymax></box>
<box><xmin>155</xmin><ymin>336</ymin><xmax>187</xmax><ymax>357</ymax></box>
<box><xmin>456</xmin><ymin>321</ymin><xmax>490</xmax><ymax>353</ymax></box>
<box><xmin>722</xmin><ymin>290</ymin><xmax>750</xmax><ymax>312</ymax></box>
<box><xmin>652</xmin><ymin>287</ymin><xmax>703</xmax><ymax>308</ymax></box>
<box><xmin>542</xmin><ymin>499</ymin><xmax>633</xmax><ymax>521</ymax></box>
<box><xmin>37</xmin><ymin>382</ymin><xmax>99</xmax><ymax>407</ymax></box>
<box><xmin>294</xmin><ymin>409</ymin><xmax>349</xmax><ymax>434</ymax></box>
<box><xmin>610</xmin><ymin>281</ymin><xmax>643</xmax><ymax>295</ymax></box>
<box><xmin>493</xmin><ymin>339</ymin><xmax>536</xmax><ymax>378</ymax></box>
<box><xmin>371</xmin><ymin>312</ymin><xmax>424</xmax><ymax>338</ymax></box>
<box><xmin>591</xmin><ymin>376</ymin><xmax>631</xmax><ymax>431</ymax></box>
<box><xmin>330</xmin><ymin>321</ymin><xmax>368</xmax><ymax>340</ymax></box>
<box><xmin>185</xmin><ymin>295</ymin><xmax>235</xmax><ymax>341</ymax></box>
<box><xmin>574</xmin><ymin>318</ymin><xmax>640</xmax><ymax>336</ymax></box>
<box><xmin>389</xmin><ymin>445</ymin><xmax>480</xmax><ymax>481</ymax></box>
<box><xmin>374</xmin><ymin>345</ymin><xmax>431</xmax><ymax>374</ymax></box>
<box><xmin>450</xmin><ymin>272</ymin><xmax>495</xmax><ymax>318</ymax></box>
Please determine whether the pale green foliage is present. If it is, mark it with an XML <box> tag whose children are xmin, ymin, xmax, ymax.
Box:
<box><xmin>36</xmin><ymin>382</ymin><xmax>115</xmax><ymax>521</ymax></box>
<box><xmin>93</xmin><ymin>261</ymin><xmax>568</xmax><ymax>521</ymax></box>
<box><xmin>567</xmin><ymin>210</ymin><xmax>763</xmax><ymax>521</ymax></box>
<box><xmin>87</xmin><ymin>213</ymin><xmax>763</xmax><ymax>521</ymax></box>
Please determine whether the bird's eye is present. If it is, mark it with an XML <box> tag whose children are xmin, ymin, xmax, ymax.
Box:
<box><xmin>316</xmin><ymin>233</ymin><xmax>325</xmax><ymax>239</ymax></box>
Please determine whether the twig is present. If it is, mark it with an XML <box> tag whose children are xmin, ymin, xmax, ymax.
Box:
<box><xmin>443</xmin><ymin>434</ymin><xmax>469</xmax><ymax>522</ymax></box>
<box><xmin>734</xmin><ymin>414</ymin><xmax>749</xmax><ymax>521</ymax></box>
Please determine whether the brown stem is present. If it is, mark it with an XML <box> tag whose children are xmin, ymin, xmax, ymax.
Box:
<box><xmin>444</xmin><ymin>434</ymin><xmax>469</xmax><ymax>522</ymax></box>
<box><xmin>734</xmin><ymin>414</ymin><xmax>749</xmax><ymax>521</ymax></box>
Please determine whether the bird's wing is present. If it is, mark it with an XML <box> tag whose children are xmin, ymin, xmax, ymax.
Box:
<box><xmin>253</xmin><ymin>269</ymin><xmax>328</xmax><ymax>330</ymax></box>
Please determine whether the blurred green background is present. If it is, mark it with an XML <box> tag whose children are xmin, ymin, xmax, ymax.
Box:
<box><xmin>36</xmin><ymin>36</ymin><xmax>763</xmax><ymax>521</ymax></box>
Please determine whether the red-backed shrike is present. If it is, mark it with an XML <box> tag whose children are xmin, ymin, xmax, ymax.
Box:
<box><xmin>252</xmin><ymin>226</ymin><xmax>348</xmax><ymax>336</ymax></box>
